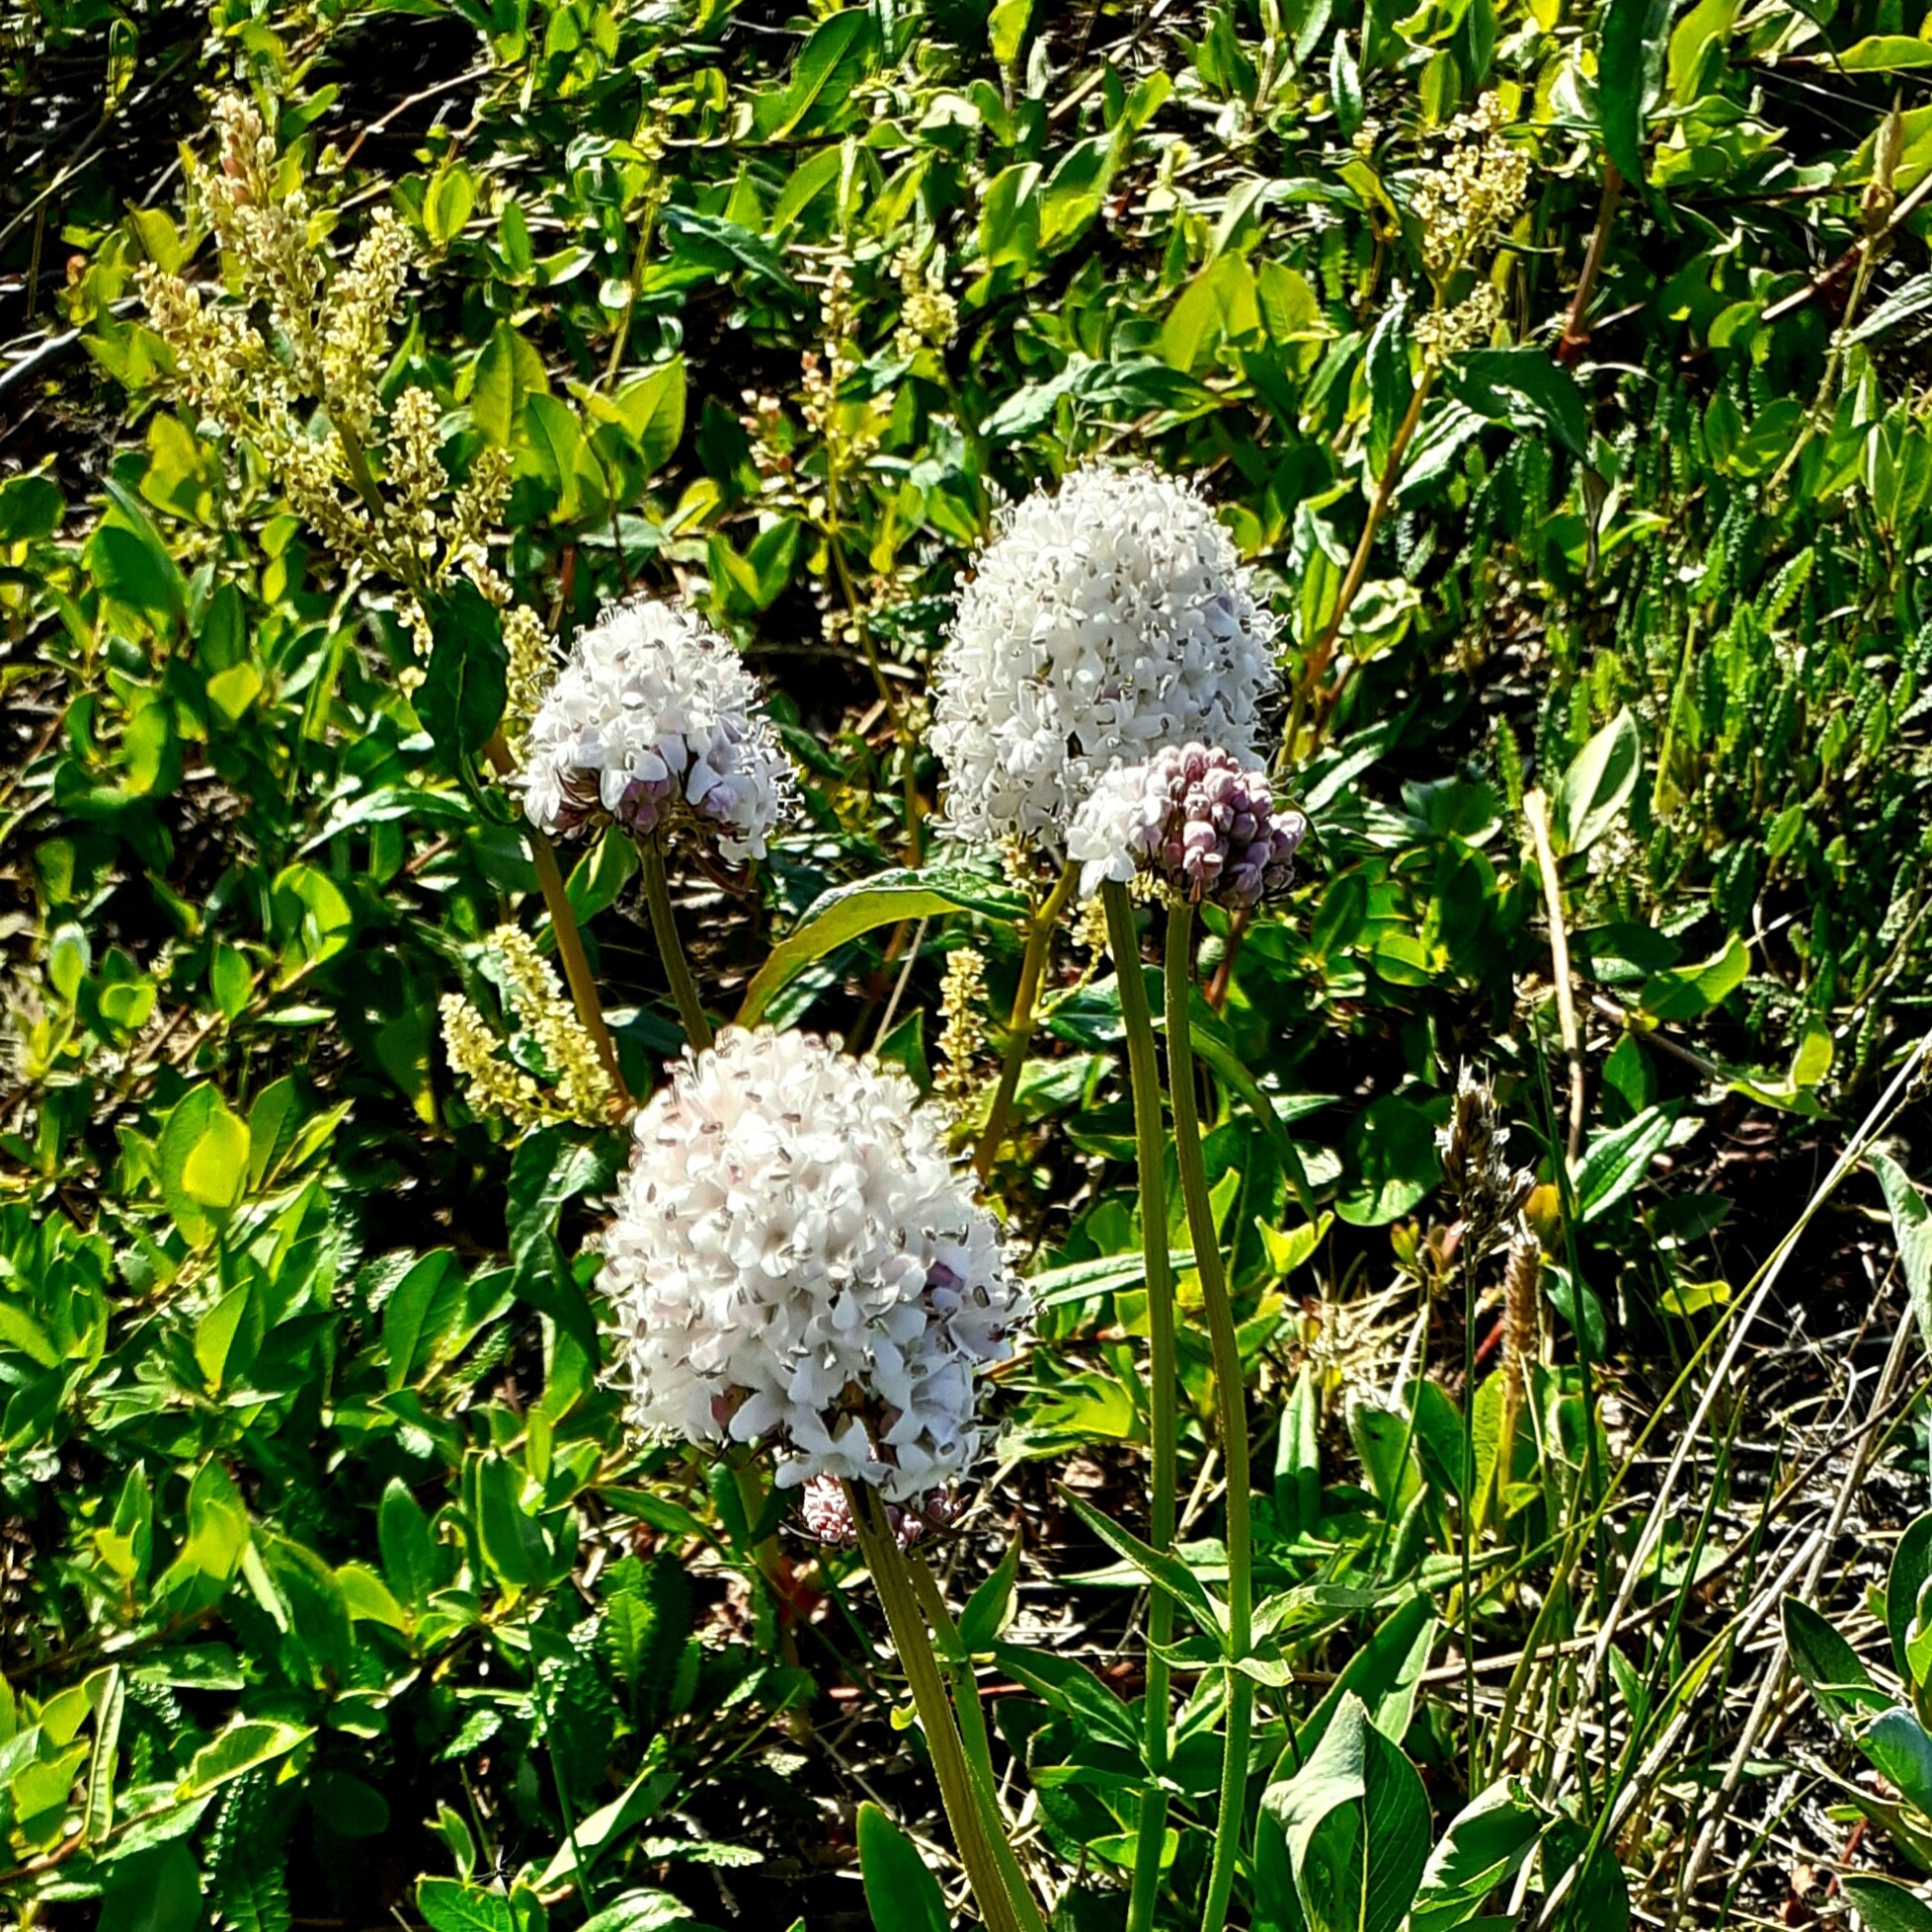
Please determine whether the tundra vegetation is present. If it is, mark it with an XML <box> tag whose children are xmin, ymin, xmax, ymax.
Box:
<box><xmin>5</xmin><ymin>0</ymin><xmax>1932</xmax><ymax>1928</ymax></box>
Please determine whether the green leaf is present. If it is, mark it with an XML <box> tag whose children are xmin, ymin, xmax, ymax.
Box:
<box><xmin>335</xmin><ymin>1563</ymin><xmax>408</xmax><ymax>1630</ymax></box>
<box><xmin>1163</xmin><ymin>257</ymin><xmax>1260</xmax><ymax>372</ymax></box>
<box><xmin>611</xmin><ymin>358</ymin><xmax>685</xmax><ymax>473</ymax></box>
<box><xmin>84</xmin><ymin>1665</ymin><xmax>123</xmax><ymax>1846</ymax></box>
<box><xmin>205</xmin><ymin>662</ymin><xmax>262</xmax><ymax>725</ymax></box>
<box><xmin>507</xmin><ymin>1129</ymin><xmax>611</xmax><ymax>1363</ymax></box>
<box><xmin>470</xmin><ymin>323</ymin><xmax>546</xmax><ymax>446</ymax></box>
<box><xmin>87</xmin><ymin>481</ymin><xmax>187</xmax><ymax>630</ymax></box>
<box><xmin>1409</xmin><ymin>1782</ymin><xmax>1545</xmax><ymax>1931</ymax></box>
<box><xmin>1364</xmin><ymin>295</ymin><xmax>1413</xmax><ymax>480</ymax></box>
<box><xmin>473</xmin><ymin>1454</ymin><xmax>549</xmax><ymax>1590</ymax></box>
<box><xmin>523</xmin><ymin>393</ymin><xmax>601</xmax><ymax>523</ymax></box>
<box><xmin>181</xmin><ymin>1103</ymin><xmax>250</xmax><ymax>1213</ymax></box>
<box><xmin>418</xmin><ymin>1880</ymin><xmax>518</xmax><ymax>1932</ymax></box>
<box><xmin>1255</xmin><ymin>1693</ymin><xmax>1431</xmax><ymax>1932</ymax></box>
<box><xmin>379</xmin><ymin>1478</ymin><xmax>442</xmax><ymax>1609</ymax></box>
<box><xmin>738</xmin><ymin>866</ymin><xmax>1024</xmax><ymax>1025</ymax></box>
<box><xmin>1330</xmin><ymin>32</ymin><xmax>1364</xmax><ymax>138</ymax></box>
<box><xmin>382</xmin><ymin>1248</ymin><xmax>458</xmax><ymax>1392</ymax></box>
<box><xmin>1890</xmin><ymin>1512</ymin><xmax>1932</xmax><ymax>1687</ymax></box>
<box><xmin>989</xmin><ymin>1642</ymin><xmax>1139</xmax><ymax>1752</ymax></box>
<box><xmin>990</xmin><ymin>0</ymin><xmax>1031</xmax><ymax>65</ymax></box>
<box><xmin>175</xmin><ymin>1719</ymin><xmax>312</xmax><ymax>1799</ymax></box>
<box><xmin>1542</xmin><ymin>1816</ymin><xmax>1629</xmax><ymax>1931</ymax></box>
<box><xmin>425</xmin><ymin>165</ymin><xmax>477</xmax><ymax>247</ymax></box>
<box><xmin>193</xmin><ymin>1281</ymin><xmax>251</xmax><ymax>1389</ymax></box>
<box><xmin>1275</xmin><ymin>1362</ymin><xmax>1323</xmax><ymax>1538</ymax></box>
<box><xmin>157</xmin><ymin>1085</ymin><xmax>222</xmax><ymax>1244</ymax></box>
<box><xmin>1862</xmin><ymin>1707</ymin><xmax>1932</xmax><ymax>1814</ymax></box>
<box><xmin>769</xmin><ymin>149</ymin><xmax>844</xmax><ymax>234</ymax></box>
<box><xmin>1338</xmin><ymin>1095</ymin><xmax>1438</xmax><ymax>1227</ymax></box>
<box><xmin>1556</xmin><ymin>709</ymin><xmax>1641</xmax><ymax>854</ymax></box>
<box><xmin>534</xmin><ymin>1767</ymin><xmax>678</xmax><ymax>1887</ymax></box>
<box><xmin>1640</xmin><ymin>937</ymin><xmax>1748</xmax><ymax>1022</ymax></box>
<box><xmin>0</xmin><ymin>1300</ymin><xmax>59</xmax><ymax>1367</ymax></box>
<box><xmin>1445</xmin><ymin>350</ymin><xmax>1589</xmax><ymax>460</ymax></box>
<box><xmin>958</xmin><ymin>1534</ymin><xmax>1022</xmax><ymax>1651</ymax></box>
<box><xmin>761</xmin><ymin>11</ymin><xmax>881</xmax><ymax>140</ymax></box>
<box><xmin>245</xmin><ymin>1077</ymin><xmax>303</xmax><ymax>1189</ymax></box>
<box><xmin>1782</xmin><ymin>1596</ymin><xmax>1887</xmax><ymax>1728</ymax></box>
<box><xmin>1574</xmin><ymin>1104</ymin><xmax>1676</xmax><ymax>1222</ymax></box>
<box><xmin>310</xmin><ymin>1767</ymin><xmax>391</xmax><ymax>1837</ymax></box>
<box><xmin>98</xmin><ymin>1843</ymin><xmax>202</xmax><ymax>1932</ymax></box>
<box><xmin>1839</xmin><ymin>1876</ymin><xmax>1932</xmax><ymax>1932</ymax></box>
<box><xmin>270</xmin><ymin>864</ymin><xmax>355</xmax><ymax>971</ymax></box>
<box><xmin>0</xmin><ymin>473</ymin><xmax>62</xmax><ymax>542</ymax></box>
<box><xmin>1290</xmin><ymin>1595</ymin><xmax>1437</xmax><ymax>1767</ymax></box>
<box><xmin>1834</xmin><ymin>34</ymin><xmax>1932</xmax><ymax>69</ymax></box>
<box><xmin>1059</xmin><ymin>1489</ymin><xmax>1228</xmax><ymax>1644</ymax></box>
<box><xmin>419</xmin><ymin>583</ymin><xmax>508</xmax><ymax>770</ymax></box>
<box><xmin>856</xmin><ymin>1802</ymin><xmax>950</xmax><ymax>1932</ymax></box>
<box><xmin>1025</xmin><ymin>1248</ymin><xmax>1197</xmax><ymax>1309</ymax></box>
<box><xmin>1874</xmin><ymin>1152</ymin><xmax>1932</xmax><ymax>1356</ymax></box>
<box><xmin>576</xmin><ymin>1892</ymin><xmax>694</xmax><ymax>1932</ymax></box>
<box><xmin>1598</xmin><ymin>0</ymin><xmax>1672</xmax><ymax>182</ymax></box>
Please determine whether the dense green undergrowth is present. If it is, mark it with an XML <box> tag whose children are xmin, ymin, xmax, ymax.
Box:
<box><xmin>5</xmin><ymin>0</ymin><xmax>1932</xmax><ymax>1927</ymax></box>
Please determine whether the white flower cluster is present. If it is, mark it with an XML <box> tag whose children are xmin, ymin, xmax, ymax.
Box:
<box><xmin>929</xmin><ymin>463</ymin><xmax>1279</xmax><ymax>855</ymax></box>
<box><xmin>1069</xmin><ymin>743</ymin><xmax>1308</xmax><ymax>907</ymax></box>
<box><xmin>602</xmin><ymin>1028</ymin><xmax>1026</xmax><ymax>1502</ymax></box>
<box><xmin>521</xmin><ymin>599</ymin><xmax>793</xmax><ymax>863</ymax></box>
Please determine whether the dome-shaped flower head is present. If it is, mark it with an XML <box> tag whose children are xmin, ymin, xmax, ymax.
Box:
<box><xmin>522</xmin><ymin>598</ymin><xmax>792</xmax><ymax>862</ymax></box>
<box><xmin>929</xmin><ymin>463</ymin><xmax>1278</xmax><ymax>854</ymax></box>
<box><xmin>602</xmin><ymin>1027</ymin><xmax>1026</xmax><ymax>1504</ymax></box>
<box><xmin>1068</xmin><ymin>743</ymin><xmax>1308</xmax><ymax>907</ymax></box>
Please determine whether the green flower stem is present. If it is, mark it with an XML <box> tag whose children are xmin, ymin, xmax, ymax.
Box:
<box><xmin>973</xmin><ymin>859</ymin><xmax>1081</xmax><ymax>1181</ymax></box>
<box><xmin>482</xmin><ymin>731</ymin><xmax>629</xmax><ymax>1108</ymax></box>
<box><xmin>904</xmin><ymin>1557</ymin><xmax>1050</xmax><ymax>1932</ymax></box>
<box><xmin>848</xmin><ymin>1488</ymin><xmax>1028</xmax><ymax>1932</ymax></box>
<box><xmin>1164</xmin><ymin>900</ymin><xmax>1253</xmax><ymax>1932</ymax></box>
<box><xmin>729</xmin><ymin>1455</ymin><xmax>794</xmax><ymax>1650</ymax></box>
<box><xmin>1282</xmin><ymin>367</ymin><xmax>1435</xmax><ymax>765</ymax></box>
<box><xmin>1101</xmin><ymin>881</ymin><xmax>1178</xmax><ymax>1932</ymax></box>
<box><xmin>639</xmin><ymin>838</ymin><xmax>713</xmax><ymax>1053</ymax></box>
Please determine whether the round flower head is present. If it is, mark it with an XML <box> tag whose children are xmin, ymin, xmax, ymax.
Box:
<box><xmin>522</xmin><ymin>598</ymin><xmax>792</xmax><ymax>862</ymax></box>
<box><xmin>929</xmin><ymin>463</ymin><xmax>1278</xmax><ymax>855</ymax></box>
<box><xmin>602</xmin><ymin>1027</ymin><xmax>1025</xmax><ymax>1504</ymax></box>
<box><xmin>1068</xmin><ymin>743</ymin><xmax>1308</xmax><ymax>907</ymax></box>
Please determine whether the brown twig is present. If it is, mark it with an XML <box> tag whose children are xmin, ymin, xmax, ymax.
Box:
<box><xmin>1760</xmin><ymin>155</ymin><xmax>1932</xmax><ymax>327</ymax></box>
<box><xmin>334</xmin><ymin>64</ymin><xmax>493</xmax><ymax>175</ymax></box>
<box><xmin>1557</xmin><ymin>164</ymin><xmax>1623</xmax><ymax>364</ymax></box>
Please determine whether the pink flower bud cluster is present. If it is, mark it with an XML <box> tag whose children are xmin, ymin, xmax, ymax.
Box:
<box><xmin>1068</xmin><ymin>743</ymin><xmax>1308</xmax><ymax>908</ymax></box>
<box><xmin>797</xmin><ymin>1475</ymin><xmax>959</xmax><ymax>1550</ymax></box>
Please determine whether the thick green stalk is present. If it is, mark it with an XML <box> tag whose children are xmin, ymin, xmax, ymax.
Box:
<box><xmin>639</xmin><ymin>839</ymin><xmax>713</xmax><ymax>1052</ymax></box>
<box><xmin>1164</xmin><ymin>902</ymin><xmax>1252</xmax><ymax>1932</ymax></box>
<box><xmin>972</xmin><ymin>860</ymin><xmax>1080</xmax><ymax>1180</ymax></box>
<box><xmin>1102</xmin><ymin>882</ymin><xmax>1178</xmax><ymax>1932</ymax></box>
<box><xmin>849</xmin><ymin>1489</ymin><xmax>1026</xmax><ymax>1932</ymax></box>
<box><xmin>904</xmin><ymin>1558</ymin><xmax>1050</xmax><ymax>1932</ymax></box>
